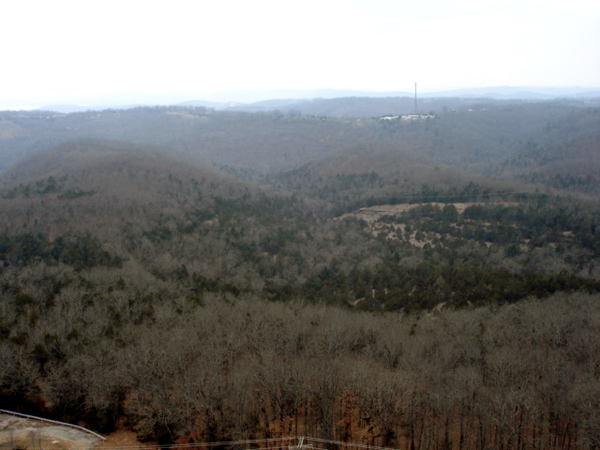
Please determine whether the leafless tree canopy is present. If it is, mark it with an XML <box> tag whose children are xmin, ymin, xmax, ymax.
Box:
<box><xmin>0</xmin><ymin>100</ymin><xmax>599</xmax><ymax>449</ymax></box>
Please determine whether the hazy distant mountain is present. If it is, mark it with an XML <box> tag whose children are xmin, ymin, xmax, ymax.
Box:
<box><xmin>36</xmin><ymin>105</ymin><xmax>93</xmax><ymax>114</ymax></box>
<box><xmin>37</xmin><ymin>104</ymin><xmax>144</xmax><ymax>114</ymax></box>
<box><xmin>175</xmin><ymin>99</ymin><xmax>227</xmax><ymax>109</ymax></box>
<box><xmin>195</xmin><ymin>86</ymin><xmax>600</xmax><ymax>104</ymax></box>
<box><xmin>27</xmin><ymin>86</ymin><xmax>600</xmax><ymax>114</ymax></box>
<box><xmin>197</xmin><ymin>88</ymin><xmax>413</xmax><ymax>104</ymax></box>
<box><xmin>427</xmin><ymin>86</ymin><xmax>600</xmax><ymax>99</ymax></box>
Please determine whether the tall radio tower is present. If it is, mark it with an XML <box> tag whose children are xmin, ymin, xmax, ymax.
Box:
<box><xmin>414</xmin><ymin>82</ymin><xmax>418</xmax><ymax>115</ymax></box>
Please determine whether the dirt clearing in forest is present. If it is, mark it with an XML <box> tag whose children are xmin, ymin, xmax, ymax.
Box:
<box><xmin>336</xmin><ymin>202</ymin><xmax>520</xmax><ymax>247</ymax></box>
<box><xmin>339</xmin><ymin>202</ymin><xmax>519</xmax><ymax>223</ymax></box>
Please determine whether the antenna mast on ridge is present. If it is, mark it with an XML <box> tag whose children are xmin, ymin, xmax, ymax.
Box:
<box><xmin>414</xmin><ymin>82</ymin><xmax>417</xmax><ymax>115</ymax></box>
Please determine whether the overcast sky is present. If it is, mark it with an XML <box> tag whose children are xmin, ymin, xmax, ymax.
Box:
<box><xmin>2</xmin><ymin>0</ymin><xmax>599</xmax><ymax>107</ymax></box>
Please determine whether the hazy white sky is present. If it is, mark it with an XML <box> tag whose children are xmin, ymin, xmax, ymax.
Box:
<box><xmin>2</xmin><ymin>0</ymin><xmax>599</xmax><ymax>106</ymax></box>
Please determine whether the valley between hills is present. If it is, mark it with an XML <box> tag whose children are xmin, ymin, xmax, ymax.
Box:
<box><xmin>0</xmin><ymin>98</ymin><xmax>599</xmax><ymax>449</ymax></box>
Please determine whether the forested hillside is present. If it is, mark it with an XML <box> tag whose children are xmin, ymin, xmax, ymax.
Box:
<box><xmin>1</xmin><ymin>139</ymin><xmax>598</xmax><ymax>310</ymax></box>
<box><xmin>0</xmin><ymin>98</ymin><xmax>599</xmax><ymax>449</ymax></box>
<box><xmin>1</xmin><ymin>100</ymin><xmax>598</xmax><ymax>192</ymax></box>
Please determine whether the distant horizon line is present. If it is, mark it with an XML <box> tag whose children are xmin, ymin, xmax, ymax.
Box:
<box><xmin>2</xmin><ymin>85</ymin><xmax>600</xmax><ymax>111</ymax></box>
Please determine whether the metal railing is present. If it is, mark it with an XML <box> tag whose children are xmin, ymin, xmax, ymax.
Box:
<box><xmin>0</xmin><ymin>409</ymin><xmax>107</xmax><ymax>441</ymax></box>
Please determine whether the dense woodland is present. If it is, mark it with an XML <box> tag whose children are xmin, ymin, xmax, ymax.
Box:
<box><xmin>0</xmin><ymin>98</ymin><xmax>599</xmax><ymax>449</ymax></box>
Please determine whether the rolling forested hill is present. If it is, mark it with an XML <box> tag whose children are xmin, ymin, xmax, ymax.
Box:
<box><xmin>1</xmin><ymin>97</ymin><xmax>600</xmax><ymax>449</ymax></box>
<box><xmin>1</xmin><ymin>99</ymin><xmax>598</xmax><ymax>192</ymax></box>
